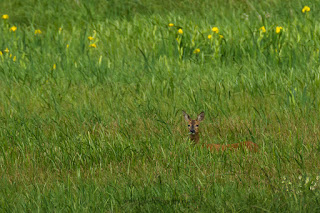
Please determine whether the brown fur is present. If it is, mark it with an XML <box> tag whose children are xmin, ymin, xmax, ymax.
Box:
<box><xmin>182</xmin><ymin>111</ymin><xmax>259</xmax><ymax>152</ymax></box>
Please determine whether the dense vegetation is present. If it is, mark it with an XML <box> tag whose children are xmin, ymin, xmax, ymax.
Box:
<box><xmin>1</xmin><ymin>0</ymin><xmax>320</xmax><ymax>211</ymax></box>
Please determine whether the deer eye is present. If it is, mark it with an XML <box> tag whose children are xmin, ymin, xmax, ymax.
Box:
<box><xmin>188</xmin><ymin>125</ymin><xmax>190</xmax><ymax>127</ymax></box>
<box><xmin>196</xmin><ymin>125</ymin><xmax>199</xmax><ymax>127</ymax></box>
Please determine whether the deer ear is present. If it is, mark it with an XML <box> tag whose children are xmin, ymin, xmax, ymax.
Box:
<box><xmin>197</xmin><ymin>112</ymin><xmax>205</xmax><ymax>121</ymax></box>
<box><xmin>182</xmin><ymin>111</ymin><xmax>191</xmax><ymax>121</ymax></box>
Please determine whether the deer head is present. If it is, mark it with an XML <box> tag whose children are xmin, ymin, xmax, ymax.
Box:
<box><xmin>182</xmin><ymin>111</ymin><xmax>205</xmax><ymax>143</ymax></box>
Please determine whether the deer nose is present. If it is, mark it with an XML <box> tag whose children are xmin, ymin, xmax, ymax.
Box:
<box><xmin>190</xmin><ymin>129</ymin><xmax>195</xmax><ymax>133</ymax></box>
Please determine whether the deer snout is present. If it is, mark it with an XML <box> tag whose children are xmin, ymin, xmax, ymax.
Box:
<box><xmin>190</xmin><ymin>129</ymin><xmax>196</xmax><ymax>134</ymax></box>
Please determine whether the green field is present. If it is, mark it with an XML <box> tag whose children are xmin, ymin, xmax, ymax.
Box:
<box><xmin>1</xmin><ymin>0</ymin><xmax>320</xmax><ymax>211</ymax></box>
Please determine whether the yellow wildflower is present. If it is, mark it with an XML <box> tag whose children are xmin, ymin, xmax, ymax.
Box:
<box><xmin>53</xmin><ymin>64</ymin><xmax>56</xmax><ymax>70</ymax></box>
<box><xmin>13</xmin><ymin>56</ymin><xmax>16</xmax><ymax>62</ymax></box>
<box><xmin>302</xmin><ymin>6</ymin><xmax>310</xmax><ymax>13</ymax></box>
<box><xmin>212</xmin><ymin>27</ymin><xmax>219</xmax><ymax>34</ymax></box>
<box><xmin>178</xmin><ymin>29</ymin><xmax>183</xmax><ymax>34</ymax></box>
<box><xmin>66</xmin><ymin>44</ymin><xmax>69</xmax><ymax>48</ymax></box>
<box><xmin>208</xmin><ymin>35</ymin><xmax>212</xmax><ymax>39</ymax></box>
<box><xmin>259</xmin><ymin>26</ymin><xmax>266</xmax><ymax>33</ymax></box>
<box><xmin>219</xmin><ymin>35</ymin><xmax>224</xmax><ymax>39</ymax></box>
<box><xmin>276</xmin><ymin>26</ymin><xmax>283</xmax><ymax>34</ymax></box>
<box><xmin>89</xmin><ymin>43</ymin><xmax>97</xmax><ymax>48</ymax></box>
<box><xmin>88</xmin><ymin>36</ymin><xmax>94</xmax><ymax>41</ymax></box>
<box><xmin>9</xmin><ymin>54</ymin><xmax>12</xmax><ymax>58</ymax></box>
<box><xmin>59</xmin><ymin>27</ymin><xmax>62</xmax><ymax>32</ymax></box>
<box><xmin>2</xmin><ymin>14</ymin><xmax>9</xmax><ymax>20</ymax></box>
<box><xmin>193</xmin><ymin>48</ymin><xmax>200</xmax><ymax>54</ymax></box>
<box><xmin>10</xmin><ymin>26</ymin><xmax>17</xmax><ymax>32</ymax></box>
<box><xmin>0</xmin><ymin>51</ymin><xmax>2</xmax><ymax>56</ymax></box>
<box><xmin>168</xmin><ymin>23</ymin><xmax>174</xmax><ymax>27</ymax></box>
<box><xmin>35</xmin><ymin>29</ymin><xmax>42</xmax><ymax>35</ymax></box>
<box><xmin>4</xmin><ymin>48</ymin><xmax>9</xmax><ymax>53</ymax></box>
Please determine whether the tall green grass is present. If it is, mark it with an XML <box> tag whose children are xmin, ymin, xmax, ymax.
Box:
<box><xmin>1</xmin><ymin>0</ymin><xmax>320</xmax><ymax>211</ymax></box>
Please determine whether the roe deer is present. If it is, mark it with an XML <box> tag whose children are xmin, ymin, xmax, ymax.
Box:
<box><xmin>182</xmin><ymin>111</ymin><xmax>259</xmax><ymax>152</ymax></box>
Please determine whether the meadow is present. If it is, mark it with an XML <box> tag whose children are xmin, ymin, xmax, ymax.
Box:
<box><xmin>1</xmin><ymin>0</ymin><xmax>320</xmax><ymax>211</ymax></box>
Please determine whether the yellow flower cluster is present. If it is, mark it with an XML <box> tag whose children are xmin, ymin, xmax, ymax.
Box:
<box><xmin>168</xmin><ymin>23</ymin><xmax>174</xmax><ymax>27</ymax></box>
<box><xmin>193</xmin><ymin>48</ymin><xmax>200</xmax><ymax>54</ymax></box>
<box><xmin>259</xmin><ymin>26</ymin><xmax>266</xmax><ymax>33</ymax></box>
<box><xmin>88</xmin><ymin>31</ymin><xmax>98</xmax><ymax>48</ymax></box>
<box><xmin>2</xmin><ymin>14</ymin><xmax>9</xmax><ymax>19</ymax></box>
<box><xmin>212</xmin><ymin>27</ymin><xmax>219</xmax><ymax>34</ymax></box>
<box><xmin>276</xmin><ymin>26</ymin><xmax>283</xmax><ymax>34</ymax></box>
<box><xmin>35</xmin><ymin>29</ymin><xmax>42</xmax><ymax>35</ymax></box>
<box><xmin>302</xmin><ymin>6</ymin><xmax>310</xmax><ymax>13</ymax></box>
<box><xmin>1</xmin><ymin>48</ymin><xmax>16</xmax><ymax>62</ymax></box>
<box><xmin>10</xmin><ymin>26</ymin><xmax>17</xmax><ymax>32</ymax></box>
<box><xmin>88</xmin><ymin>36</ymin><xmax>97</xmax><ymax>48</ymax></box>
<box><xmin>178</xmin><ymin>29</ymin><xmax>183</xmax><ymax>34</ymax></box>
<box><xmin>208</xmin><ymin>27</ymin><xmax>223</xmax><ymax>39</ymax></box>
